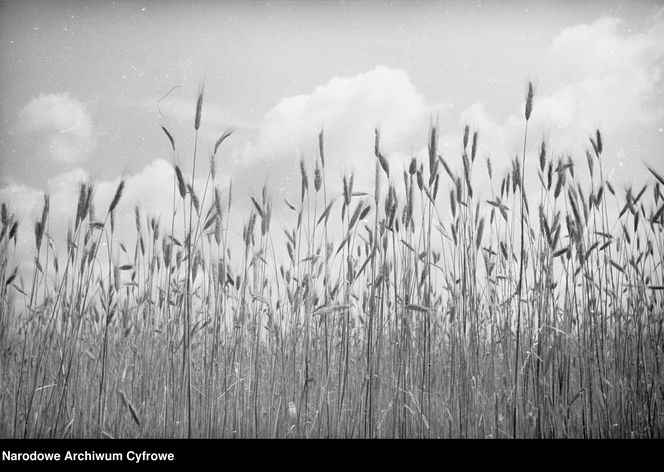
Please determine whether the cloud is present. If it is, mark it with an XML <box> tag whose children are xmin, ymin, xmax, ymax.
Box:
<box><xmin>256</xmin><ymin>66</ymin><xmax>426</xmax><ymax>159</ymax></box>
<box><xmin>18</xmin><ymin>93</ymin><xmax>97</xmax><ymax>165</ymax></box>
<box><xmin>546</xmin><ymin>17</ymin><xmax>661</xmax><ymax>86</ymax></box>
<box><xmin>0</xmin><ymin>184</ymin><xmax>44</xmax><ymax>225</ymax></box>
<box><xmin>5</xmin><ymin>16</ymin><xmax>662</xmax><ymax>272</ymax></box>
<box><xmin>232</xmin><ymin>66</ymin><xmax>434</xmax><ymax>197</ymax></box>
<box><xmin>228</xmin><ymin>15</ymin><xmax>664</xmax><ymax>210</ymax></box>
<box><xmin>454</xmin><ymin>16</ymin><xmax>664</xmax><ymax>192</ymax></box>
<box><xmin>534</xmin><ymin>17</ymin><xmax>663</xmax><ymax>145</ymax></box>
<box><xmin>0</xmin><ymin>159</ymin><xmax>196</xmax><ymax>273</ymax></box>
<box><xmin>225</xmin><ymin>16</ymin><xmax>663</xmax><ymax>218</ymax></box>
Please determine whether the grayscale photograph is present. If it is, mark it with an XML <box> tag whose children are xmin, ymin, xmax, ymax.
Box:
<box><xmin>0</xmin><ymin>0</ymin><xmax>662</xmax><ymax>446</ymax></box>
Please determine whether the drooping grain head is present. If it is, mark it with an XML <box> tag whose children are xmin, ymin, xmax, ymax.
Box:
<box><xmin>161</xmin><ymin>125</ymin><xmax>175</xmax><ymax>151</ymax></box>
<box><xmin>586</xmin><ymin>150</ymin><xmax>594</xmax><ymax>178</ymax></box>
<box><xmin>188</xmin><ymin>184</ymin><xmax>200</xmax><ymax>215</ymax></box>
<box><xmin>214</xmin><ymin>128</ymin><xmax>233</xmax><ymax>155</ymax></box>
<box><xmin>174</xmin><ymin>164</ymin><xmax>187</xmax><ymax>199</ymax></box>
<box><xmin>109</xmin><ymin>180</ymin><xmax>125</xmax><ymax>214</ymax></box>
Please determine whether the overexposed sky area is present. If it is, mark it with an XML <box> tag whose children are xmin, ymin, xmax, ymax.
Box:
<box><xmin>1</xmin><ymin>0</ymin><xmax>663</xmax><ymax>262</ymax></box>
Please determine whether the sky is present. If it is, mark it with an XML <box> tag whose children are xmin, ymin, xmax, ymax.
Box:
<box><xmin>1</xmin><ymin>0</ymin><xmax>663</xmax><ymax>265</ymax></box>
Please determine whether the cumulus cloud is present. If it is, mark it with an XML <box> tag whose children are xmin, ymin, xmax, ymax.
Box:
<box><xmin>18</xmin><ymin>93</ymin><xmax>97</xmax><ymax>165</ymax></box>
<box><xmin>0</xmin><ymin>159</ymin><xmax>202</xmax><ymax>272</ymax></box>
<box><xmin>532</xmin><ymin>17</ymin><xmax>663</xmax><ymax>148</ymax></box>
<box><xmin>546</xmin><ymin>17</ymin><xmax>662</xmax><ymax>88</ymax></box>
<box><xmin>232</xmin><ymin>66</ymin><xmax>434</xmax><ymax>199</ymax></box>
<box><xmin>231</xmin><ymin>16</ymin><xmax>663</xmax><ymax>209</ymax></box>
<box><xmin>457</xmin><ymin>17</ymin><xmax>664</xmax><ymax>189</ymax></box>
<box><xmin>4</xmin><ymin>17</ymin><xmax>662</xmax><ymax>271</ymax></box>
<box><xmin>253</xmin><ymin>66</ymin><xmax>426</xmax><ymax>160</ymax></box>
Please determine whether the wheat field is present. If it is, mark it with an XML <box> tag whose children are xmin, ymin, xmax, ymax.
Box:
<box><xmin>1</xmin><ymin>84</ymin><xmax>663</xmax><ymax>439</ymax></box>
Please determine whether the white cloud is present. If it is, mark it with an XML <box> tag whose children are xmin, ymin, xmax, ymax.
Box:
<box><xmin>4</xmin><ymin>17</ymin><xmax>662</xmax><ymax>272</ymax></box>
<box><xmin>0</xmin><ymin>184</ymin><xmax>43</xmax><ymax>224</ymax></box>
<box><xmin>18</xmin><ymin>93</ymin><xmax>98</xmax><ymax>165</ymax></box>
<box><xmin>0</xmin><ymin>151</ymin><xmax>193</xmax><ymax>260</ymax></box>
<box><xmin>546</xmin><ymin>17</ymin><xmax>661</xmax><ymax>85</ymax></box>
<box><xmin>234</xmin><ymin>66</ymin><xmax>432</xmax><ymax>194</ymax></box>
<box><xmin>530</xmin><ymin>17</ymin><xmax>662</xmax><ymax>151</ymax></box>
<box><xmin>229</xmin><ymin>16</ymin><xmax>663</xmax><ymax>209</ymax></box>
<box><xmin>454</xmin><ymin>16</ymin><xmax>664</xmax><ymax>190</ymax></box>
<box><xmin>111</xmin><ymin>159</ymin><xmax>180</xmax><ymax>224</ymax></box>
<box><xmin>0</xmin><ymin>158</ymin><xmax>228</xmax><ymax>271</ymax></box>
<box><xmin>257</xmin><ymin>66</ymin><xmax>426</xmax><ymax>158</ymax></box>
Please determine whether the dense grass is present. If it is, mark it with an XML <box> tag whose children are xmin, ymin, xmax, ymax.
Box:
<box><xmin>1</xmin><ymin>84</ymin><xmax>663</xmax><ymax>438</ymax></box>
